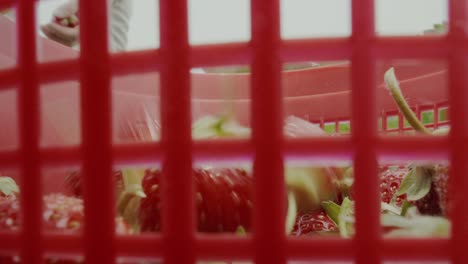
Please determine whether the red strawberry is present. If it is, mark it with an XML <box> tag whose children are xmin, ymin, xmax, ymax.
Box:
<box><xmin>43</xmin><ymin>193</ymin><xmax>84</xmax><ymax>232</ymax></box>
<box><xmin>0</xmin><ymin>192</ymin><xmax>132</xmax><ymax>263</ymax></box>
<box><xmin>290</xmin><ymin>210</ymin><xmax>338</xmax><ymax>236</ymax></box>
<box><xmin>0</xmin><ymin>193</ymin><xmax>131</xmax><ymax>233</ymax></box>
<box><xmin>401</xmin><ymin>165</ymin><xmax>447</xmax><ymax>217</ymax></box>
<box><xmin>394</xmin><ymin>165</ymin><xmax>444</xmax><ymax>216</ymax></box>
<box><xmin>0</xmin><ymin>195</ymin><xmax>19</xmax><ymax>231</ymax></box>
<box><xmin>0</xmin><ymin>177</ymin><xmax>20</xmax><ymax>231</ymax></box>
<box><xmin>379</xmin><ymin>167</ymin><xmax>408</xmax><ymax>207</ymax></box>
<box><xmin>433</xmin><ymin>166</ymin><xmax>449</xmax><ymax>215</ymax></box>
<box><xmin>53</xmin><ymin>14</ymin><xmax>79</xmax><ymax>28</ymax></box>
<box><xmin>138</xmin><ymin>168</ymin><xmax>254</xmax><ymax>233</ymax></box>
<box><xmin>344</xmin><ymin>167</ymin><xmax>409</xmax><ymax>207</ymax></box>
<box><xmin>414</xmin><ymin>183</ymin><xmax>442</xmax><ymax>216</ymax></box>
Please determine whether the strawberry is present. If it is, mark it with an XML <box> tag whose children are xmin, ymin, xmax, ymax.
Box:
<box><xmin>337</xmin><ymin>164</ymin><xmax>444</xmax><ymax>219</ymax></box>
<box><xmin>379</xmin><ymin>167</ymin><xmax>409</xmax><ymax>207</ymax></box>
<box><xmin>126</xmin><ymin>116</ymin><xmax>344</xmax><ymax>234</ymax></box>
<box><xmin>138</xmin><ymin>168</ymin><xmax>254</xmax><ymax>233</ymax></box>
<box><xmin>53</xmin><ymin>14</ymin><xmax>79</xmax><ymax>28</ymax></box>
<box><xmin>42</xmin><ymin>193</ymin><xmax>84</xmax><ymax>232</ymax></box>
<box><xmin>290</xmin><ymin>210</ymin><xmax>338</xmax><ymax>236</ymax></box>
<box><xmin>0</xmin><ymin>180</ymin><xmax>132</xmax><ymax>263</ymax></box>
<box><xmin>433</xmin><ymin>166</ymin><xmax>449</xmax><ymax>215</ymax></box>
<box><xmin>343</xmin><ymin>166</ymin><xmax>409</xmax><ymax>207</ymax></box>
<box><xmin>0</xmin><ymin>177</ymin><xmax>20</xmax><ymax>231</ymax></box>
<box><xmin>0</xmin><ymin>193</ymin><xmax>131</xmax><ymax>233</ymax></box>
<box><xmin>413</xmin><ymin>183</ymin><xmax>442</xmax><ymax>216</ymax></box>
<box><xmin>0</xmin><ymin>194</ymin><xmax>19</xmax><ymax>231</ymax></box>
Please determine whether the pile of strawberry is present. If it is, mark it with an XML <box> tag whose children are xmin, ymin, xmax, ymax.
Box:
<box><xmin>0</xmin><ymin>67</ymin><xmax>453</xmax><ymax>262</ymax></box>
<box><xmin>66</xmin><ymin>112</ymin><xmax>452</xmax><ymax>239</ymax></box>
<box><xmin>288</xmin><ymin>68</ymin><xmax>452</xmax><ymax>237</ymax></box>
<box><xmin>0</xmin><ymin>176</ymin><xmax>132</xmax><ymax>263</ymax></box>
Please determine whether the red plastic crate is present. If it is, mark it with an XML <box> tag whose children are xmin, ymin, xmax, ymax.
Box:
<box><xmin>0</xmin><ymin>0</ymin><xmax>466</xmax><ymax>263</ymax></box>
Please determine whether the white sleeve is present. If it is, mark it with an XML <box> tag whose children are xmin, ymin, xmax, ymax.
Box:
<box><xmin>108</xmin><ymin>0</ymin><xmax>133</xmax><ymax>52</ymax></box>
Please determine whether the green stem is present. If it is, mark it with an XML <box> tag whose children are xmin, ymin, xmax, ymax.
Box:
<box><xmin>117</xmin><ymin>169</ymin><xmax>145</xmax><ymax>230</ymax></box>
<box><xmin>285</xmin><ymin>191</ymin><xmax>298</xmax><ymax>234</ymax></box>
<box><xmin>384</xmin><ymin>68</ymin><xmax>431</xmax><ymax>135</ymax></box>
<box><xmin>121</xmin><ymin>169</ymin><xmax>145</xmax><ymax>196</ymax></box>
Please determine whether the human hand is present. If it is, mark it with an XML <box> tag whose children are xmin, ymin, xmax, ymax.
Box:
<box><xmin>40</xmin><ymin>22</ymin><xmax>79</xmax><ymax>47</ymax></box>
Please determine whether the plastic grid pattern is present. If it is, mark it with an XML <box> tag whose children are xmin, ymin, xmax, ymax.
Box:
<box><xmin>0</xmin><ymin>0</ymin><xmax>466</xmax><ymax>263</ymax></box>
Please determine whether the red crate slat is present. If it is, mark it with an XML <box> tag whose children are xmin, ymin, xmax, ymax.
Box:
<box><xmin>38</xmin><ymin>59</ymin><xmax>79</xmax><ymax>84</ymax></box>
<box><xmin>1</xmin><ymin>233</ymin><xmax>451</xmax><ymax>262</ymax></box>
<box><xmin>159</xmin><ymin>0</ymin><xmax>195</xmax><ymax>263</ymax></box>
<box><xmin>287</xmin><ymin>238</ymin><xmax>354</xmax><ymax>261</ymax></box>
<box><xmin>398</xmin><ymin>112</ymin><xmax>404</xmax><ymax>134</ymax></box>
<box><xmin>78</xmin><ymin>0</ymin><xmax>115</xmax><ymax>262</ymax></box>
<box><xmin>382</xmin><ymin>111</ymin><xmax>387</xmax><ymax>131</ymax></box>
<box><xmin>286</xmin><ymin>137</ymin><xmax>353</xmax><ymax>160</ymax></box>
<box><xmin>351</xmin><ymin>0</ymin><xmax>381</xmax><ymax>263</ymax></box>
<box><xmin>44</xmin><ymin>234</ymin><xmax>163</xmax><ymax>259</ymax></box>
<box><xmin>251</xmin><ymin>0</ymin><xmax>285</xmax><ymax>263</ymax></box>
<box><xmin>382</xmin><ymin>239</ymin><xmax>450</xmax><ymax>260</ymax></box>
<box><xmin>0</xmin><ymin>150</ymin><xmax>19</xmax><ymax>168</ymax></box>
<box><xmin>434</xmin><ymin>104</ymin><xmax>440</xmax><ymax>129</ymax></box>
<box><xmin>0</xmin><ymin>231</ymin><xmax>20</xmax><ymax>254</ymax></box>
<box><xmin>115</xmin><ymin>235</ymin><xmax>163</xmax><ymax>258</ymax></box>
<box><xmin>378</xmin><ymin>136</ymin><xmax>449</xmax><ymax>160</ymax></box>
<box><xmin>2</xmin><ymin>37</ymin><xmax>458</xmax><ymax>86</ymax></box>
<box><xmin>40</xmin><ymin>146</ymin><xmax>81</xmax><ymax>168</ymax></box>
<box><xmin>196</xmin><ymin>235</ymin><xmax>253</xmax><ymax>261</ymax></box>
<box><xmin>33</xmin><ymin>135</ymin><xmax>450</xmax><ymax>170</ymax></box>
<box><xmin>0</xmin><ymin>68</ymin><xmax>18</xmax><ymax>89</ymax></box>
<box><xmin>113</xmin><ymin>143</ymin><xmax>163</xmax><ymax>167</ymax></box>
<box><xmin>43</xmin><ymin>234</ymin><xmax>83</xmax><ymax>256</ymax></box>
<box><xmin>16</xmin><ymin>0</ymin><xmax>43</xmax><ymax>262</ymax></box>
<box><xmin>0</xmin><ymin>0</ymin><xmax>14</xmax><ymax>12</ymax></box>
<box><xmin>193</xmin><ymin>139</ymin><xmax>252</xmax><ymax>162</ymax></box>
<box><xmin>448</xmin><ymin>0</ymin><xmax>468</xmax><ymax>263</ymax></box>
<box><xmin>111</xmin><ymin>49</ymin><xmax>161</xmax><ymax>75</ymax></box>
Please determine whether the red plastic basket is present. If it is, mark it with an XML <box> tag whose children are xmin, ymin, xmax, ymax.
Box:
<box><xmin>0</xmin><ymin>0</ymin><xmax>466</xmax><ymax>263</ymax></box>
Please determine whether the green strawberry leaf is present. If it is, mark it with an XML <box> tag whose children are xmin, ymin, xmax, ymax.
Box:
<box><xmin>396</xmin><ymin>168</ymin><xmax>414</xmax><ymax>196</ymax></box>
<box><xmin>321</xmin><ymin>200</ymin><xmax>341</xmax><ymax>225</ymax></box>
<box><xmin>0</xmin><ymin>177</ymin><xmax>19</xmax><ymax>196</ymax></box>
<box><xmin>396</xmin><ymin>166</ymin><xmax>432</xmax><ymax>201</ymax></box>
